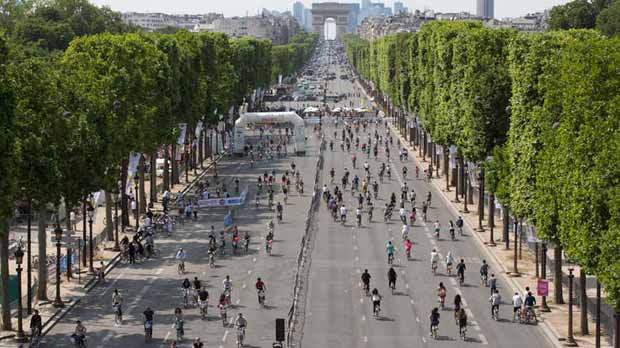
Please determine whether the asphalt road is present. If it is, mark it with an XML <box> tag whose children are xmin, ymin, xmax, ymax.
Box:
<box><xmin>43</xmin><ymin>131</ymin><xmax>322</xmax><ymax>348</ymax></box>
<box><xmin>299</xmin><ymin>42</ymin><xmax>556</xmax><ymax>348</ymax></box>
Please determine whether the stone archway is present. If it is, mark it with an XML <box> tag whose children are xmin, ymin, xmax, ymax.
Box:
<box><xmin>311</xmin><ymin>2</ymin><xmax>351</xmax><ymax>40</ymax></box>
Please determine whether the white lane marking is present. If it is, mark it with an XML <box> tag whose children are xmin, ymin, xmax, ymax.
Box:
<box><xmin>410</xmin><ymin>299</ymin><xmax>414</xmax><ymax>304</ymax></box>
<box><xmin>163</xmin><ymin>331</ymin><xmax>170</xmax><ymax>342</ymax></box>
<box><xmin>405</xmin><ymin>283</ymin><xmax>409</xmax><ymax>289</ymax></box>
<box><xmin>401</xmin><ymin>270</ymin><xmax>405</xmax><ymax>274</ymax></box>
<box><xmin>253</xmin><ymin>257</ymin><xmax>257</xmax><ymax>262</ymax></box>
<box><xmin>156</xmin><ymin>268</ymin><xmax>163</xmax><ymax>275</ymax></box>
<box><xmin>247</xmin><ymin>270</ymin><xmax>252</xmax><ymax>275</ymax></box>
<box><xmin>422</xmin><ymin>337</ymin><xmax>427</xmax><ymax>343</ymax></box>
<box><xmin>416</xmin><ymin>316</ymin><xmax>420</xmax><ymax>323</ymax></box>
<box><xmin>242</xmin><ymin>283</ymin><xmax>247</xmax><ymax>289</ymax></box>
<box><xmin>362</xmin><ymin>315</ymin><xmax>366</xmax><ymax>321</ymax></box>
<box><xmin>235</xmin><ymin>299</ymin><xmax>240</xmax><ymax>305</ymax></box>
<box><xmin>425</xmin><ymin>233</ymin><xmax>432</xmax><ymax>238</ymax></box>
<box><xmin>360</xmin><ymin>298</ymin><xmax>364</xmax><ymax>303</ymax></box>
<box><xmin>355</xmin><ymin>256</ymin><xmax>359</xmax><ymax>261</ymax></box>
<box><xmin>363</xmin><ymin>336</ymin><xmax>368</xmax><ymax>343</ymax></box>
<box><xmin>357</xmin><ymin>269</ymin><xmax>361</xmax><ymax>274</ymax></box>
<box><xmin>222</xmin><ymin>330</ymin><xmax>229</xmax><ymax>342</ymax></box>
<box><xmin>450</xmin><ymin>278</ymin><xmax>458</xmax><ymax>286</ymax></box>
<box><xmin>181</xmin><ymin>239</ymin><xmax>187</xmax><ymax>243</ymax></box>
<box><xmin>354</xmin><ymin>246</ymin><xmax>358</xmax><ymax>250</ymax></box>
<box><xmin>479</xmin><ymin>334</ymin><xmax>488</xmax><ymax>345</ymax></box>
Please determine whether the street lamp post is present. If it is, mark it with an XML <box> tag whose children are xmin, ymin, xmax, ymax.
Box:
<box><xmin>541</xmin><ymin>242</ymin><xmax>551</xmax><ymax>311</ymax></box>
<box><xmin>53</xmin><ymin>221</ymin><xmax>64</xmax><ymax>308</ymax></box>
<box><xmin>134</xmin><ymin>173</ymin><xmax>140</xmax><ymax>229</ymax></box>
<box><xmin>87</xmin><ymin>205</ymin><xmax>95</xmax><ymax>274</ymax></box>
<box><xmin>566</xmin><ymin>268</ymin><xmax>577</xmax><ymax>346</ymax></box>
<box><xmin>113</xmin><ymin>192</ymin><xmax>120</xmax><ymax>251</ymax></box>
<box><xmin>13</xmin><ymin>246</ymin><xmax>27</xmax><ymax>342</ymax></box>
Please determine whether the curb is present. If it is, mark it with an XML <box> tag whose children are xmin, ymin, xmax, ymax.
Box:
<box><xmin>386</xmin><ymin>122</ymin><xmax>565</xmax><ymax>348</ymax></box>
<box><xmin>41</xmin><ymin>298</ymin><xmax>81</xmax><ymax>337</ymax></box>
<box><xmin>83</xmin><ymin>251</ymin><xmax>122</xmax><ymax>294</ymax></box>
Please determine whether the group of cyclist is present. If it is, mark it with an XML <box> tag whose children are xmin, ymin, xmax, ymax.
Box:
<box><xmin>326</xmin><ymin>113</ymin><xmax>540</xmax><ymax>342</ymax></box>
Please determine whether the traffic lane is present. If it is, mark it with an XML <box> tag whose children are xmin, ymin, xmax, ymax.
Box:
<box><xmin>301</xmin><ymin>136</ymin><xmax>362</xmax><ymax>348</ymax></box>
<box><xmin>385</xmin><ymin>135</ymin><xmax>552</xmax><ymax>347</ymax></box>
<box><xmin>44</xmin><ymin>132</ymin><xmax>321</xmax><ymax>347</ymax></box>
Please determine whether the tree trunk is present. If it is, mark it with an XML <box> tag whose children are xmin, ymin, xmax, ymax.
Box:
<box><xmin>139</xmin><ymin>155</ymin><xmax>146</xmax><ymax>214</ymax></box>
<box><xmin>580</xmin><ymin>269</ymin><xmax>589</xmax><ymax>335</ymax></box>
<box><xmin>488</xmin><ymin>193</ymin><xmax>495</xmax><ymax>228</ymax></box>
<box><xmin>163</xmin><ymin>146</ymin><xmax>170</xmax><ymax>192</ymax></box>
<box><xmin>105</xmin><ymin>191</ymin><xmax>113</xmax><ymax>241</ymax></box>
<box><xmin>554</xmin><ymin>245</ymin><xmax>564</xmax><ymax>304</ymax></box>
<box><xmin>171</xmin><ymin>142</ymin><xmax>179</xmax><ymax>185</ymax></box>
<box><xmin>36</xmin><ymin>208</ymin><xmax>49</xmax><ymax>302</ymax></box>
<box><xmin>503</xmin><ymin>205</ymin><xmax>510</xmax><ymax>248</ymax></box>
<box><xmin>121</xmin><ymin>160</ymin><xmax>129</xmax><ymax>227</ymax></box>
<box><xmin>0</xmin><ymin>220</ymin><xmax>12</xmax><ymax>330</ymax></box>
<box><xmin>65</xmin><ymin>204</ymin><xmax>72</xmax><ymax>232</ymax></box>
<box><xmin>445</xmin><ymin>153</ymin><xmax>450</xmax><ymax>191</ymax></box>
<box><xmin>150</xmin><ymin>152</ymin><xmax>157</xmax><ymax>205</ymax></box>
<box><xmin>199</xmin><ymin>133</ymin><xmax>204</xmax><ymax>169</ymax></box>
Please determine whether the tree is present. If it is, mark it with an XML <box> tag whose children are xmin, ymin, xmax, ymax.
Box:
<box><xmin>548</xmin><ymin>0</ymin><xmax>597</xmax><ymax>30</ymax></box>
<box><xmin>0</xmin><ymin>32</ymin><xmax>16</xmax><ymax>330</ymax></box>
<box><xmin>596</xmin><ymin>1</ymin><xmax>620</xmax><ymax>36</ymax></box>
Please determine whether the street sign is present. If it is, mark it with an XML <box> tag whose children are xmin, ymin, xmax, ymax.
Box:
<box><xmin>224</xmin><ymin>212</ymin><xmax>233</xmax><ymax>229</ymax></box>
<box><xmin>537</xmin><ymin>279</ymin><xmax>549</xmax><ymax>296</ymax></box>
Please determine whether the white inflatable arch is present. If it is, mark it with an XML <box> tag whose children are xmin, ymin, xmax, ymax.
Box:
<box><xmin>234</xmin><ymin>112</ymin><xmax>306</xmax><ymax>155</ymax></box>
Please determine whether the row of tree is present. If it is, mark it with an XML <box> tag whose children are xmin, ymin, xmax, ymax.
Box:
<box><xmin>0</xmin><ymin>1</ymin><xmax>318</xmax><ymax>329</ymax></box>
<box><xmin>343</xmin><ymin>24</ymin><xmax>620</xmax><ymax>311</ymax></box>
<box><xmin>548</xmin><ymin>0</ymin><xmax>620</xmax><ymax>37</ymax></box>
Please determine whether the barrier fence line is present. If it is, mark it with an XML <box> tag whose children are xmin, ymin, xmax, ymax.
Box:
<box><xmin>287</xmin><ymin>135</ymin><xmax>325</xmax><ymax>347</ymax></box>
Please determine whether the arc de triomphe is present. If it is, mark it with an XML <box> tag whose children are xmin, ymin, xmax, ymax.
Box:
<box><xmin>311</xmin><ymin>2</ymin><xmax>351</xmax><ymax>39</ymax></box>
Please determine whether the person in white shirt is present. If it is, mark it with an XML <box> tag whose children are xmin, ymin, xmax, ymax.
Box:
<box><xmin>512</xmin><ymin>292</ymin><xmax>523</xmax><ymax>322</ymax></box>
<box><xmin>70</xmin><ymin>211</ymin><xmax>77</xmax><ymax>231</ymax></box>
<box><xmin>399</xmin><ymin>207</ymin><xmax>407</xmax><ymax>224</ymax></box>
<box><xmin>340</xmin><ymin>205</ymin><xmax>348</xmax><ymax>221</ymax></box>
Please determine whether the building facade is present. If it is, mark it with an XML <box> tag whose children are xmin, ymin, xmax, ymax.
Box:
<box><xmin>476</xmin><ymin>0</ymin><xmax>494</xmax><ymax>19</ymax></box>
<box><xmin>293</xmin><ymin>1</ymin><xmax>305</xmax><ymax>26</ymax></box>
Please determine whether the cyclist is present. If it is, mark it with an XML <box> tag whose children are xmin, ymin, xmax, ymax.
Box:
<box><xmin>449</xmin><ymin>220</ymin><xmax>456</xmax><ymax>239</ymax></box>
<box><xmin>422</xmin><ymin>201</ymin><xmax>428</xmax><ymax>221</ymax></box>
<box><xmin>399</xmin><ymin>207</ymin><xmax>407</xmax><ymax>224</ymax></box>
<box><xmin>29</xmin><ymin>309</ymin><xmax>42</xmax><ymax>347</ymax></box>
<box><xmin>223</xmin><ymin>276</ymin><xmax>232</xmax><ymax>305</ymax></box>
<box><xmin>340</xmin><ymin>205</ymin><xmax>348</xmax><ymax>222</ymax></box>
<box><xmin>404</xmin><ymin>238</ymin><xmax>412</xmax><ymax>259</ymax></box>
<box><xmin>456</xmin><ymin>216</ymin><xmax>464</xmax><ymax>235</ymax></box>
<box><xmin>72</xmin><ymin>320</ymin><xmax>87</xmax><ymax>347</ymax></box>
<box><xmin>175</xmin><ymin>248</ymin><xmax>187</xmax><ymax>274</ymax></box>
<box><xmin>426</xmin><ymin>191</ymin><xmax>432</xmax><ymax>207</ymax></box>
<box><xmin>457</xmin><ymin>308</ymin><xmax>467</xmax><ymax>339</ymax></box>
<box><xmin>523</xmin><ymin>291</ymin><xmax>537</xmax><ymax>322</ymax></box>
<box><xmin>112</xmin><ymin>289</ymin><xmax>123</xmax><ymax>324</ymax></box>
<box><xmin>430</xmin><ymin>249</ymin><xmax>439</xmax><ymax>273</ymax></box>
<box><xmin>181</xmin><ymin>278</ymin><xmax>191</xmax><ymax>305</ymax></box>
<box><xmin>356</xmin><ymin>206</ymin><xmax>363</xmax><ymax>226</ymax></box>
<box><xmin>234</xmin><ymin>313</ymin><xmax>247</xmax><ymax>343</ymax></box>
<box><xmin>454</xmin><ymin>294</ymin><xmax>462</xmax><ymax>323</ymax></box>
<box><xmin>361</xmin><ymin>270</ymin><xmax>371</xmax><ymax>295</ymax></box>
<box><xmin>489</xmin><ymin>289</ymin><xmax>501</xmax><ymax>319</ymax></box>
<box><xmin>386</xmin><ymin>241</ymin><xmax>395</xmax><ymax>264</ymax></box>
<box><xmin>445</xmin><ymin>251</ymin><xmax>455</xmax><ymax>275</ymax></box>
<box><xmin>256</xmin><ymin>278</ymin><xmax>266</xmax><ymax>304</ymax></box>
<box><xmin>489</xmin><ymin>273</ymin><xmax>498</xmax><ymax>295</ymax></box>
<box><xmin>276</xmin><ymin>202</ymin><xmax>283</xmax><ymax>220</ymax></box>
<box><xmin>198</xmin><ymin>287</ymin><xmax>209</xmax><ymax>312</ymax></box>
<box><xmin>388</xmin><ymin>267</ymin><xmax>397</xmax><ymax>291</ymax></box>
<box><xmin>401</xmin><ymin>224</ymin><xmax>409</xmax><ymax>240</ymax></box>
<box><xmin>429</xmin><ymin>308</ymin><xmax>440</xmax><ymax>337</ymax></box>
<box><xmin>372</xmin><ymin>181</ymin><xmax>379</xmax><ymax>198</ymax></box>
<box><xmin>512</xmin><ymin>292</ymin><xmax>523</xmax><ymax>322</ymax></box>
<box><xmin>433</xmin><ymin>220</ymin><xmax>440</xmax><ymax>238</ymax></box>
<box><xmin>193</xmin><ymin>338</ymin><xmax>204</xmax><ymax>348</ymax></box>
<box><xmin>329</xmin><ymin>168</ymin><xmax>335</xmax><ymax>182</ymax></box>
<box><xmin>371</xmin><ymin>288</ymin><xmax>382</xmax><ymax>316</ymax></box>
<box><xmin>480</xmin><ymin>260</ymin><xmax>489</xmax><ymax>286</ymax></box>
<box><xmin>456</xmin><ymin>259</ymin><xmax>466</xmax><ymax>284</ymax></box>
<box><xmin>367</xmin><ymin>201</ymin><xmax>374</xmax><ymax>222</ymax></box>
<box><xmin>437</xmin><ymin>282</ymin><xmax>447</xmax><ymax>308</ymax></box>
<box><xmin>143</xmin><ymin>307</ymin><xmax>154</xmax><ymax>336</ymax></box>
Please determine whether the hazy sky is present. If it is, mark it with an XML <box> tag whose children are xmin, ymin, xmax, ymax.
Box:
<box><xmin>90</xmin><ymin>0</ymin><xmax>570</xmax><ymax>19</ymax></box>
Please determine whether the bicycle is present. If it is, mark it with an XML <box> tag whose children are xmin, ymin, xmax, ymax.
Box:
<box><xmin>387</xmin><ymin>253</ymin><xmax>394</xmax><ymax>265</ymax></box>
<box><xmin>430</xmin><ymin>324</ymin><xmax>439</xmax><ymax>339</ymax></box>
<box><xmin>177</xmin><ymin>261</ymin><xmax>185</xmax><ymax>275</ymax></box>
<box><xmin>491</xmin><ymin>305</ymin><xmax>500</xmax><ymax>321</ymax></box>
<box><xmin>460</xmin><ymin>326</ymin><xmax>467</xmax><ymax>341</ymax></box>
<box><xmin>183</xmin><ymin>289</ymin><xmax>191</xmax><ymax>308</ymax></box>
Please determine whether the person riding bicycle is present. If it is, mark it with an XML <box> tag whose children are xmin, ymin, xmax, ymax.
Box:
<box><xmin>433</xmin><ymin>220</ymin><xmax>441</xmax><ymax>237</ymax></box>
<box><xmin>143</xmin><ymin>306</ymin><xmax>154</xmax><ymax>325</ymax></box>
<box><xmin>361</xmin><ymin>270</ymin><xmax>371</xmax><ymax>293</ymax></box>
<box><xmin>30</xmin><ymin>309</ymin><xmax>42</xmax><ymax>345</ymax></box>
<box><xmin>457</xmin><ymin>308</ymin><xmax>468</xmax><ymax>337</ymax></box>
<box><xmin>371</xmin><ymin>288</ymin><xmax>382</xmax><ymax>315</ymax></box>
<box><xmin>456</xmin><ymin>259</ymin><xmax>466</xmax><ymax>283</ymax></box>
<box><xmin>176</xmin><ymin>248</ymin><xmax>187</xmax><ymax>271</ymax></box>
<box><xmin>72</xmin><ymin>320</ymin><xmax>87</xmax><ymax>345</ymax></box>
<box><xmin>387</xmin><ymin>267</ymin><xmax>397</xmax><ymax>290</ymax></box>
<box><xmin>198</xmin><ymin>287</ymin><xmax>209</xmax><ymax>303</ymax></box>
<box><xmin>356</xmin><ymin>207</ymin><xmax>363</xmax><ymax>224</ymax></box>
<box><xmin>437</xmin><ymin>282</ymin><xmax>447</xmax><ymax>307</ymax></box>
<box><xmin>445</xmin><ymin>251</ymin><xmax>455</xmax><ymax>274</ymax></box>
<box><xmin>523</xmin><ymin>291</ymin><xmax>537</xmax><ymax>321</ymax></box>
<box><xmin>234</xmin><ymin>313</ymin><xmax>247</xmax><ymax>332</ymax></box>
<box><xmin>426</xmin><ymin>191</ymin><xmax>432</xmax><ymax>207</ymax></box>
<box><xmin>480</xmin><ymin>260</ymin><xmax>489</xmax><ymax>283</ymax></box>
<box><xmin>223</xmin><ymin>275</ymin><xmax>232</xmax><ymax>293</ymax></box>
<box><xmin>340</xmin><ymin>205</ymin><xmax>348</xmax><ymax>222</ymax></box>
<box><xmin>256</xmin><ymin>278</ymin><xmax>266</xmax><ymax>303</ymax></box>
<box><xmin>112</xmin><ymin>289</ymin><xmax>123</xmax><ymax>322</ymax></box>
<box><xmin>429</xmin><ymin>308</ymin><xmax>440</xmax><ymax>336</ymax></box>
<box><xmin>404</xmin><ymin>238</ymin><xmax>412</xmax><ymax>257</ymax></box>
<box><xmin>456</xmin><ymin>216</ymin><xmax>464</xmax><ymax>234</ymax></box>
<box><xmin>489</xmin><ymin>289</ymin><xmax>501</xmax><ymax>318</ymax></box>
<box><xmin>512</xmin><ymin>292</ymin><xmax>523</xmax><ymax>321</ymax></box>
<box><xmin>386</xmin><ymin>241</ymin><xmax>395</xmax><ymax>263</ymax></box>
<box><xmin>430</xmin><ymin>249</ymin><xmax>439</xmax><ymax>271</ymax></box>
<box><xmin>276</xmin><ymin>202</ymin><xmax>283</xmax><ymax>219</ymax></box>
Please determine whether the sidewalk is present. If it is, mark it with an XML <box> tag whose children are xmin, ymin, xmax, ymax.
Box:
<box><xmin>386</xmin><ymin>122</ymin><xmax>612</xmax><ymax>348</ymax></box>
<box><xmin>0</xmin><ymin>155</ymin><xmax>219</xmax><ymax>344</ymax></box>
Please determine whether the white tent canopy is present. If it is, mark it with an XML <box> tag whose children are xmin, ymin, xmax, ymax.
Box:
<box><xmin>233</xmin><ymin>112</ymin><xmax>306</xmax><ymax>155</ymax></box>
<box><xmin>303</xmin><ymin>106</ymin><xmax>320</xmax><ymax>114</ymax></box>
